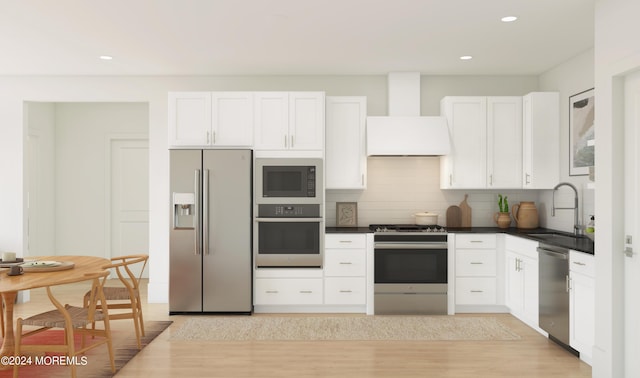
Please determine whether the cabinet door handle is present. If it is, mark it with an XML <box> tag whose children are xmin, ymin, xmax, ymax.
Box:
<box><xmin>470</xmin><ymin>290</ymin><xmax>484</xmax><ymax>293</ymax></box>
<box><xmin>470</xmin><ymin>240</ymin><xmax>484</xmax><ymax>243</ymax></box>
<box><xmin>572</xmin><ymin>261</ymin><xmax>586</xmax><ymax>266</ymax></box>
<box><xmin>449</xmin><ymin>174</ymin><xmax>453</xmax><ymax>186</ymax></box>
<box><xmin>526</xmin><ymin>173</ymin><xmax>531</xmax><ymax>185</ymax></box>
<box><xmin>299</xmin><ymin>290</ymin><xmax>313</xmax><ymax>294</ymax></box>
<box><xmin>291</xmin><ymin>135</ymin><xmax>295</xmax><ymax>148</ymax></box>
<box><xmin>339</xmin><ymin>262</ymin><xmax>353</xmax><ymax>265</ymax></box>
<box><xmin>213</xmin><ymin>131</ymin><xmax>216</xmax><ymax>144</ymax></box>
<box><xmin>362</xmin><ymin>174</ymin><xmax>364</xmax><ymax>186</ymax></box>
<box><xmin>265</xmin><ymin>290</ymin><xmax>279</xmax><ymax>294</ymax></box>
<box><xmin>489</xmin><ymin>174</ymin><xmax>493</xmax><ymax>186</ymax></box>
<box><xmin>206</xmin><ymin>131</ymin><xmax>210</xmax><ymax>144</ymax></box>
<box><xmin>339</xmin><ymin>290</ymin><xmax>353</xmax><ymax>293</ymax></box>
<box><xmin>470</xmin><ymin>262</ymin><xmax>484</xmax><ymax>265</ymax></box>
<box><xmin>339</xmin><ymin>240</ymin><xmax>353</xmax><ymax>243</ymax></box>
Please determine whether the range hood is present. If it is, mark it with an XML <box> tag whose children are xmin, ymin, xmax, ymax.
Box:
<box><xmin>367</xmin><ymin>72</ymin><xmax>451</xmax><ymax>156</ymax></box>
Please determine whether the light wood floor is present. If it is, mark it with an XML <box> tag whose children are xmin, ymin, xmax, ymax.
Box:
<box><xmin>11</xmin><ymin>280</ymin><xmax>592</xmax><ymax>378</ymax></box>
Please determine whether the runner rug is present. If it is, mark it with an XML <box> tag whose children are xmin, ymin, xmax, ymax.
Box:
<box><xmin>170</xmin><ymin>316</ymin><xmax>520</xmax><ymax>341</ymax></box>
<box><xmin>0</xmin><ymin>320</ymin><xmax>172</xmax><ymax>377</ymax></box>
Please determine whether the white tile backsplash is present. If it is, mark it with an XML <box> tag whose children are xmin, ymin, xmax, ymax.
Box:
<box><xmin>326</xmin><ymin>156</ymin><xmax>542</xmax><ymax>228</ymax></box>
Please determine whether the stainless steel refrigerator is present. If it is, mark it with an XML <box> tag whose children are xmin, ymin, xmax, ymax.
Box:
<box><xmin>169</xmin><ymin>149</ymin><xmax>252</xmax><ymax>314</ymax></box>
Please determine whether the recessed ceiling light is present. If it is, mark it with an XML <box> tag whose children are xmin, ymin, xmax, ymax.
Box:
<box><xmin>460</xmin><ymin>55</ymin><xmax>473</xmax><ymax>61</ymax></box>
<box><xmin>501</xmin><ymin>16</ymin><xmax>518</xmax><ymax>22</ymax></box>
<box><xmin>99</xmin><ymin>55</ymin><xmax>113</xmax><ymax>60</ymax></box>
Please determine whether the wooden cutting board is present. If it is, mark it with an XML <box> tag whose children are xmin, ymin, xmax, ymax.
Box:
<box><xmin>459</xmin><ymin>194</ymin><xmax>472</xmax><ymax>227</ymax></box>
<box><xmin>446</xmin><ymin>206</ymin><xmax>462</xmax><ymax>228</ymax></box>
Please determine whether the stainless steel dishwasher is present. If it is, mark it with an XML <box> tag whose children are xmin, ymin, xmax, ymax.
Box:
<box><xmin>538</xmin><ymin>243</ymin><xmax>576</xmax><ymax>354</ymax></box>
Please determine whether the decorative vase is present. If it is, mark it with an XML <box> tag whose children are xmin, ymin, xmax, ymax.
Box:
<box><xmin>512</xmin><ymin>201</ymin><xmax>539</xmax><ymax>229</ymax></box>
<box><xmin>494</xmin><ymin>212</ymin><xmax>511</xmax><ymax>229</ymax></box>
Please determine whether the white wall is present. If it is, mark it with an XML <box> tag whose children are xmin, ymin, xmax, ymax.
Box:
<box><xmin>537</xmin><ymin>49</ymin><xmax>595</xmax><ymax>233</ymax></box>
<box><xmin>25</xmin><ymin>102</ymin><xmax>56</xmax><ymax>256</ymax></box>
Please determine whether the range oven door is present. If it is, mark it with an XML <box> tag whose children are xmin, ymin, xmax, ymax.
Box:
<box><xmin>254</xmin><ymin>218</ymin><xmax>324</xmax><ymax>268</ymax></box>
<box><xmin>374</xmin><ymin>241</ymin><xmax>448</xmax><ymax>315</ymax></box>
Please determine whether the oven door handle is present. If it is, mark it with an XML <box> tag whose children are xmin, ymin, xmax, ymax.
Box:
<box><xmin>255</xmin><ymin>218</ymin><xmax>324</xmax><ymax>223</ymax></box>
<box><xmin>374</xmin><ymin>242</ymin><xmax>447</xmax><ymax>250</ymax></box>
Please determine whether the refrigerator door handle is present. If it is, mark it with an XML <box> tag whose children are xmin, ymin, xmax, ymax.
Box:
<box><xmin>203</xmin><ymin>169</ymin><xmax>210</xmax><ymax>255</ymax></box>
<box><xmin>194</xmin><ymin>169</ymin><xmax>201</xmax><ymax>255</ymax></box>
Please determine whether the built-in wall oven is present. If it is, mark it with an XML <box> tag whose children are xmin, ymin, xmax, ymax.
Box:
<box><xmin>254</xmin><ymin>158</ymin><xmax>324</xmax><ymax>268</ymax></box>
<box><xmin>372</xmin><ymin>225</ymin><xmax>448</xmax><ymax>315</ymax></box>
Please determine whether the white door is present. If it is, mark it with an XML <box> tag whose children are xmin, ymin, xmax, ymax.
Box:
<box><xmin>624</xmin><ymin>69</ymin><xmax>640</xmax><ymax>376</ymax></box>
<box><xmin>110</xmin><ymin>139</ymin><xmax>149</xmax><ymax>278</ymax></box>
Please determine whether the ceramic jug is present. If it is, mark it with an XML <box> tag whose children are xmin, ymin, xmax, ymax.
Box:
<box><xmin>511</xmin><ymin>201</ymin><xmax>539</xmax><ymax>229</ymax></box>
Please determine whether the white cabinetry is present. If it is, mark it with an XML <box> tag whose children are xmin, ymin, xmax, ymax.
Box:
<box><xmin>168</xmin><ymin>92</ymin><xmax>253</xmax><ymax>147</ymax></box>
<box><xmin>254</xmin><ymin>92</ymin><xmax>325</xmax><ymax>152</ymax></box>
<box><xmin>569</xmin><ymin>250</ymin><xmax>595</xmax><ymax>365</ymax></box>
<box><xmin>440</xmin><ymin>96</ymin><xmax>522</xmax><ymax>189</ymax></box>
<box><xmin>504</xmin><ymin>235</ymin><xmax>540</xmax><ymax>330</ymax></box>
<box><xmin>454</xmin><ymin>234</ymin><xmax>500</xmax><ymax>311</ymax></box>
<box><xmin>325</xmin><ymin>96</ymin><xmax>367</xmax><ymax>189</ymax></box>
<box><xmin>254</xmin><ymin>269</ymin><xmax>324</xmax><ymax>309</ymax></box>
<box><xmin>324</xmin><ymin>234</ymin><xmax>367</xmax><ymax>307</ymax></box>
<box><xmin>253</xmin><ymin>233</ymin><xmax>373</xmax><ymax>313</ymax></box>
<box><xmin>522</xmin><ymin>92</ymin><xmax>559</xmax><ymax>188</ymax></box>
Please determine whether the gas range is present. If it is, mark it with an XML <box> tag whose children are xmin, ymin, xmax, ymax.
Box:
<box><xmin>369</xmin><ymin>224</ymin><xmax>447</xmax><ymax>234</ymax></box>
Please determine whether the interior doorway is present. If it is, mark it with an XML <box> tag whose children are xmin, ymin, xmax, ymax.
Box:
<box><xmin>26</xmin><ymin>102</ymin><xmax>149</xmax><ymax>274</ymax></box>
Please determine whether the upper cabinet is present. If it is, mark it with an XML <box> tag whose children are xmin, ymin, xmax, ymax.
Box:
<box><xmin>522</xmin><ymin>92</ymin><xmax>559</xmax><ymax>189</ymax></box>
<box><xmin>254</xmin><ymin>92</ymin><xmax>325</xmax><ymax>152</ymax></box>
<box><xmin>168</xmin><ymin>92</ymin><xmax>253</xmax><ymax>147</ymax></box>
<box><xmin>325</xmin><ymin>96</ymin><xmax>367</xmax><ymax>189</ymax></box>
<box><xmin>440</xmin><ymin>96</ymin><xmax>522</xmax><ymax>189</ymax></box>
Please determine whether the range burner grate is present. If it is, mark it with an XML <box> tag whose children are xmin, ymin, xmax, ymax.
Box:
<box><xmin>369</xmin><ymin>224</ymin><xmax>447</xmax><ymax>233</ymax></box>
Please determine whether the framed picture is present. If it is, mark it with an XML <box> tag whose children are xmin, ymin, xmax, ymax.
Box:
<box><xmin>336</xmin><ymin>202</ymin><xmax>358</xmax><ymax>227</ymax></box>
<box><xmin>569</xmin><ymin>88</ymin><xmax>595</xmax><ymax>176</ymax></box>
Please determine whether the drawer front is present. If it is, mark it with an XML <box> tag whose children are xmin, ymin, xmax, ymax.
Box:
<box><xmin>455</xmin><ymin>277</ymin><xmax>497</xmax><ymax>305</ymax></box>
<box><xmin>570</xmin><ymin>250</ymin><xmax>595</xmax><ymax>277</ymax></box>
<box><xmin>456</xmin><ymin>234</ymin><xmax>497</xmax><ymax>249</ymax></box>
<box><xmin>325</xmin><ymin>234</ymin><xmax>367</xmax><ymax>249</ymax></box>
<box><xmin>324</xmin><ymin>277</ymin><xmax>366</xmax><ymax>305</ymax></box>
<box><xmin>324</xmin><ymin>249</ymin><xmax>366</xmax><ymax>276</ymax></box>
<box><xmin>255</xmin><ymin>278</ymin><xmax>323</xmax><ymax>305</ymax></box>
<box><xmin>455</xmin><ymin>250</ymin><xmax>497</xmax><ymax>276</ymax></box>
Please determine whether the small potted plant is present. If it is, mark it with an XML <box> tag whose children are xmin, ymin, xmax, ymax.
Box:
<box><xmin>494</xmin><ymin>194</ymin><xmax>511</xmax><ymax>228</ymax></box>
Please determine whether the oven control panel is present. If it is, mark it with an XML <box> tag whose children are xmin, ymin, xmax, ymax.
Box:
<box><xmin>258</xmin><ymin>204</ymin><xmax>321</xmax><ymax>218</ymax></box>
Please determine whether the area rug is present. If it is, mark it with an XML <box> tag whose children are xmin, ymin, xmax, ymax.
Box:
<box><xmin>0</xmin><ymin>320</ymin><xmax>172</xmax><ymax>378</ymax></box>
<box><xmin>170</xmin><ymin>316</ymin><xmax>520</xmax><ymax>341</ymax></box>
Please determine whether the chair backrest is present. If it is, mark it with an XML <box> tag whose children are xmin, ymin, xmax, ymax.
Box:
<box><xmin>107</xmin><ymin>254</ymin><xmax>149</xmax><ymax>291</ymax></box>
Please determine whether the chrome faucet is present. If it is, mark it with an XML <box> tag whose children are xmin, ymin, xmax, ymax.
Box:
<box><xmin>552</xmin><ymin>182</ymin><xmax>581</xmax><ymax>236</ymax></box>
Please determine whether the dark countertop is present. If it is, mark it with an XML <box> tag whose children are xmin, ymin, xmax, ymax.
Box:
<box><xmin>325</xmin><ymin>226</ymin><xmax>595</xmax><ymax>255</ymax></box>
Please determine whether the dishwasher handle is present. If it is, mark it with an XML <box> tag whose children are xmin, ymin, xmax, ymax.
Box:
<box><xmin>537</xmin><ymin>246</ymin><xmax>568</xmax><ymax>259</ymax></box>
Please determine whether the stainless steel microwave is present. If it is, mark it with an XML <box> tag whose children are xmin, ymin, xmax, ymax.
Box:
<box><xmin>255</xmin><ymin>158</ymin><xmax>323</xmax><ymax>204</ymax></box>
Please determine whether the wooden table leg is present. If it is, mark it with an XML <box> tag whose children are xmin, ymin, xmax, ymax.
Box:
<box><xmin>0</xmin><ymin>291</ymin><xmax>17</xmax><ymax>369</ymax></box>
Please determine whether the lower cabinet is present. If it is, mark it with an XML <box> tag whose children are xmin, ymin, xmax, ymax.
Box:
<box><xmin>454</xmin><ymin>234</ymin><xmax>500</xmax><ymax>311</ymax></box>
<box><xmin>254</xmin><ymin>278</ymin><xmax>323</xmax><ymax>305</ymax></box>
<box><xmin>504</xmin><ymin>235</ymin><xmax>540</xmax><ymax>330</ymax></box>
<box><xmin>253</xmin><ymin>233</ymin><xmax>372</xmax><ymax>313</ymax></box>
<box><xmin>569</xmin><ymin>250</ymin><xmax>595</xmax><ymax>365</ymax></box>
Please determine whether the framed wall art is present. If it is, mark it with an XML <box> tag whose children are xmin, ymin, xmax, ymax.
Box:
<box><xmin>569</xmin><ymin>88</ymin><xmax>595</xmax><ymax>176</ymax></box>
<box><xmin>336</xmin><ymin>202</ymin><xmax>358</xmax><ymax>227</ymax></box>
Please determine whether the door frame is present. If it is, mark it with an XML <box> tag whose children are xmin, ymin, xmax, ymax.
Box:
<box><xmin>103</xmin><ymin>133</ymin><xmax>149</xmax><ymax>261</ymax></box>
<box><xmin>594</xmin><ymin>51</ymin><xmax>640</xmax><ymax>377</ymax></box>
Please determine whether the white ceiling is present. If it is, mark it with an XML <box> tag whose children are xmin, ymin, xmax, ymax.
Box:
<box><xmin>0</xmin><ymin>0</ymin><xmax>594</xmax><ymax>76</ymax></box>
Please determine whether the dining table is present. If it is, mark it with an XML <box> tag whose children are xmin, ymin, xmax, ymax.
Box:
<box><xmin>0</xmin><ymin>255</ymin><xmax>110</xmax><ymax>365</ymax></box>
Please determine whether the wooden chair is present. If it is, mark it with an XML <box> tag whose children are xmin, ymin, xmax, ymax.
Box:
<box><xmin>84</xmin><ymin>254</ymin><xmax>148</xmax><ymax>349</ymax></box>
<box><xmin>13</xmin><ymin>270</ymin><xmax>115</xmax><ymax>378</ymax></box>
